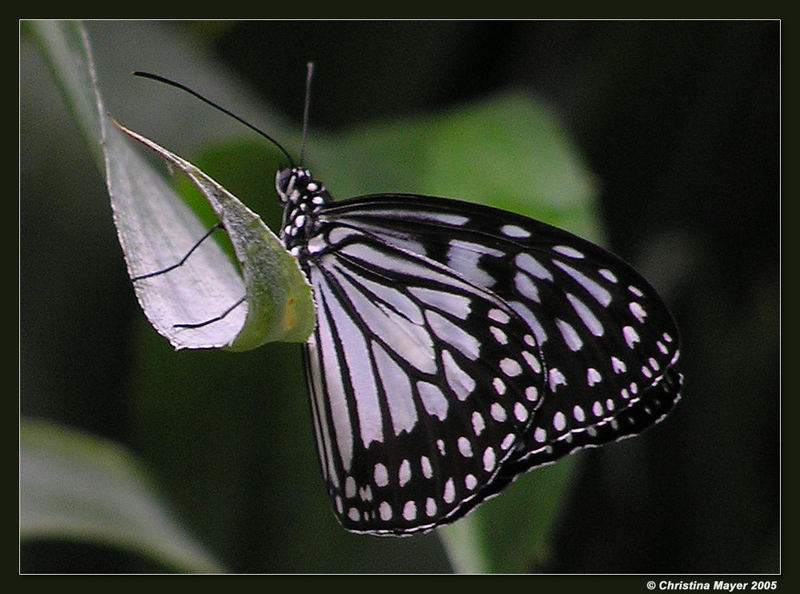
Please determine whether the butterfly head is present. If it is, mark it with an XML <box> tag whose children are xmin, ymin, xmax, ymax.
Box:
<box><xmin>276</xmin><ymin>168</ymin><xmax>331</xmax><ymax>205</ymax></box>
<box><xmin>277</xmin><ymin>167</ymin><xmax>332</xmax><ymax>253</ymax></box>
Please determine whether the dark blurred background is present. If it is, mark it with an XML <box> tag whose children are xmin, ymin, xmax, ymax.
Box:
<box><xmin>20</xmin><ymin>21</ymin><xmax>779</xmax><ymax>573</ymax></box>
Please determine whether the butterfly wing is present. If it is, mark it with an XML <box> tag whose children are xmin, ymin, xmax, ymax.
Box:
<box><xmin>300</xmin><ymin>223</ymin><xmax>549</xmax><ymax>534</ymax></box>
<box><xmin>317</xmin><ymin>194</ymin><xmax>682</xmax><ymax>477</ymax></box>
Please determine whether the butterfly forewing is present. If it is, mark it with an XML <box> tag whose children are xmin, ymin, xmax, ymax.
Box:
<box><xmin>318</xmin><ymin>195</ymin><xmax>682</xmax><ymax>468</ymax></box>
<box><xmin>301</xmin><ymin>225</ymin><xmax>546</xmax><ymax>534</ymax></box>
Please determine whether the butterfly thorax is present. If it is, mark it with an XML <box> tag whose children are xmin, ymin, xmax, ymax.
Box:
<box><xmin>276</xmin><ymin>167</ymin><xmax>333</xmax><ymax>256</ymax></box>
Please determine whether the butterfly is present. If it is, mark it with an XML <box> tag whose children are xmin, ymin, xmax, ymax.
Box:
<box><xmin>275</xmin><ymin>166</ymin><xmax>681</xmax><ymax>535</ymax></box>
<box><xmin>132</xmin><ymin>71</ymin><xmax>682</xmax><ymax>536</ymax></box>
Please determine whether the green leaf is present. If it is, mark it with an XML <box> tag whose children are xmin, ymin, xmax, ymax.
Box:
<box><xmin>28</xmin><ymin>20</ymin><xmax>104</xmax><ymax>165</ymax></box>
<box><xmin>33</xmin><ymin>19</ymin><xmax>314</xmax><ymax>351</ymax></box>
<box><xmin>110</xmin><ymin>120</ymin><xmax>314</xmax><ymax>350</ymax></box>
<box><xmin>20</xmin><ymin>417</ymin><xmax>225</xmax><ymax>573</ymax></box>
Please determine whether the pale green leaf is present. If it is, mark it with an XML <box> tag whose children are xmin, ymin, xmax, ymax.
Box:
<box><xmin>20</xmin><ymin>417</ymin><xmax>224</xmax><ymax>573</ymax></box>
<box><xmin>110</xmin><ymin>120</ymin><xmax>314</xmax><ymax>350</ymax></box>
<box><xmin>34</xmin><ymin>19</ymin><xmax>314</xmax><ymax>351</ymax></box>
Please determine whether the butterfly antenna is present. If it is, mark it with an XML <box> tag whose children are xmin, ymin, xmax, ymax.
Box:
<box><xmin>299</xmin><ymin>62</ymin><xmax>314</xmax><ymax>166</ymax></box>
<box><xmin>133</xmin><ymin>71</ymin><xmax>295</xmax><ymax>168</ymax></box>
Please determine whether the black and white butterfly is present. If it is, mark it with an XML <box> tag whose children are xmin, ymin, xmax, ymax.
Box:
<box><xmin>134</xmin><ymin>71</ymin><xmax>682</xmax><ymax>537</ymax></box>
<box><xmin>277</xmin><ymin>169</ymin><xmax>681</xmax><ymax>536</ymax></box>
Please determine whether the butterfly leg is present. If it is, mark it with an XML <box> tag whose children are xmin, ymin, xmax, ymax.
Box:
<box><xmin>173</xmin><ymin>295</ymin><xmax>246</xmax><ymax>329</ymax></box>
<box><xmin>131</xmin><ymin>222</ymin><xmax>225</xmax><ymax>281</ymax></box>
<box><xmin>129</xmin><ymin>221</ymin><xmax>247</xmax><ymax>329</ymax></box>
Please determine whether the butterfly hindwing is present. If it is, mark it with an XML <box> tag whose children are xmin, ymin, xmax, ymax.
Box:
<box><xmin>302</xmin><ymin>224</ymin><xmax>547</xmax><ymax>534</ymax></box>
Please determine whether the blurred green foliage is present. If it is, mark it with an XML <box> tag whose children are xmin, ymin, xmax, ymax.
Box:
<box><xmin>20</xmin><ymin>20</ymin><xmax>779</xmax><ymax>574</ymax></box>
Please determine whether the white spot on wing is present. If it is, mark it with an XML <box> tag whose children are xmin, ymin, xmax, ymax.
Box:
<box><xmin>492</xmin><ymin>377</ymin><xmax>507</xmax><ymax>395</ymax></box>
<box><xmin>426</xmin><ymin>498</ymin><xmax>437</xmax><ymax>517</ymax></box>
<box><xmin>553</xmin><ymin>245</ymin><xmax>585</xmax><ymax>259</ymax></box>
<box><xmin>426</xmin><ymin>310</ymin><xmax>481</xmax><ymax>360</ymax></box>
<box><xmin>553</xmin><ymin>260</ymin><xmax>612</xmax><ymax>307</ymax></box>
<box><xmin>515</xmin><ymin>253</ymin><xmax>553</xmax><ymax>281</ymax></box>
<box><xmin>514</xmin><ymin>402</ymin><xmax>528</xmax><ymax>422</ymax></box>
<box><xmin>374</xmin><ymin>463</ymin><xmax>389</xmax><ymax>487</ymax></box>
<box><xmin>417</xmin><ymin>381</ymin><xmax>449</xmax><ymax>421</ymax></box>
<box><xmin>598</xmin><ymin>268</ymin><xmax>618</xmax><ymax>283</ymax></box>
<box><xmin>514</xmin><ymin>272</ymin><xmax>541</xmax><ymax>303</ymax></box>
<box><xmin>472</xmin><ymin>411</ymin><xmax>486</xmax><ymax>435</ymax></box>
<box><xmin>379</xmin><ymin>501</ymin><xmax>392</xmax><ymax>521</ymax></box>
<box><xmin>548</xmin><ymin>367</ymin><xmax>567</xmax><ymax>391</ymax></box>
<box><xmin>629</xmin><ymin>301</ymin><xmax>647</xmax><ymax>323</ymax></box>
<box><xmin>359</xmin><ymin>485</ymin><xmax>372</xmax><ymax>501</ymax></box>
<box><xmin>611</xmin><ymin>356</ymin><xmax>627</xmax><ymax>373</ymax></box>
<box><xmin>490</xmin><ymin>326</ymin><xmax>508</xmax><ymax>344</ymax></box>
<box><xmin>566</xmin><ymin>293</ymin><xmax>605</xmax><ymax>337</ymax></box>
<box><xmin>556</xmin><ymin>318</ymin><xmax>583</xmax><ymax>351</ymax></box>
<box><xmin>623</xmin><ymin>325</ymin><xmax>641</xmax><ymax>349</ymax></box>
<box><xmin>465</xmin><ymin>474</ymin><xmax>478</xmax><ymax>490</ymax></box>
<box><xmin>443</xmin><ymin>478</ymin><xmax>456</xmax><ymax>503</ymax></box>
<box><xmin>628</xmin><ymin>285</ymin><xmax>644</xmax><ymax>297</ymax></box>
<box><xmin>490</xmin><ymin>402</ymin><xmax>507</xmax><ymax>422</ymax></box>
<box><xmin>403</xmin><ymin>500</ymin><xmax>417</xmax><ymax>521</ymax></box>
<box><xmin>500</xmin><ymin>224</ymin><xmax>531</xmax><ymax>238</ymax></box>
<box><xmin>483</xmin><ymin>447</ymin><xmax>496</xmax><ymax>472</ymax></box>
<box><xmin>345</xmin><ymin>476</ymin><xmax>356</xmax><ymax>498</ymax></box>
<box><xmin>421</xmin><ymin>455</ymin><xmax>433</xmax><ymax>479</ymax></box>
<box><xmin>409</xmin><ymin>286</ymin><xmax>472</xmax><ymax>320</ymax></box>
<box><xmin>442</xmin><ymin>349</ymin><xmax>476</xmax><ymax>400</ymax></box>
<box><xmin>399</xmin><ymin>459</ymin><xmax>412</xmax><ymax>487</ymax></box>
<box><xmin>458</xmin><ymin>436</ymin><xmax>473</xmax><ymax>457</ymax></box>
<box><xmin>488</xmin><ymin>308</ymin><xmax>510</xmax><ymax>324</ymax></box>
<box><xmin>522</xmin><ymin>350</ymin><xmax>541</xmax><ymax>373</ymax></box>
<box><xmin>500</xmin><ymin>357</ymin><xmax>523</xmax><ymax>377</ymax></box>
